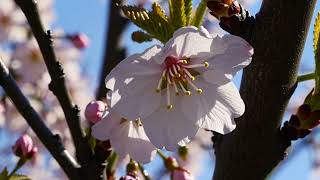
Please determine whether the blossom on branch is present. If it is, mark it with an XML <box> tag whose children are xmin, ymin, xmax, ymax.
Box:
<box><xmin>105</xmin><ymin>26</ymin><xmax>253</xmax><ymax>151</ymax></box>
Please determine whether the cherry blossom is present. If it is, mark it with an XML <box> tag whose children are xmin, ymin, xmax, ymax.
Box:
<box><xmin>105</xmin><ymin>26</ymin><xmax>253</xmax><ymax>150</ymax></box>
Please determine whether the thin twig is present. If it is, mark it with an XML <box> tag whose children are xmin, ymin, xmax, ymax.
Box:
<box><xmin>14</xmin><ymin>0</ymin><xmax>92</xmax><ymax>166</ymax></box>
<box><xmin>0</xmin><ymin>59</ymin><xmax>79</xmax><ymax>179</ymax></box>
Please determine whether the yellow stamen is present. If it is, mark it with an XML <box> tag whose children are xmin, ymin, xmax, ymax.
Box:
<box><xmin>185</xmin><ymin>91</ymin><xmax>191</xmax><ymax>96</ymax></box>
<box><xmin>167</xmin><ymin>105</ymin><xmax>173</xmax><ymax>109</ymax></box>
<box><xmin>204</xmin><ymin>62</ymin><xmax>209</xmax><ymax>68</ymax></box>
<box><xmin>197</xmin><ymin>89</ymin><xmax>203</xmax><ymax>94</ymax></box>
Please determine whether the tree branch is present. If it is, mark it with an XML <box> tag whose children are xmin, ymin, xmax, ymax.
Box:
<box><xmin>96</xmin><ymin>0</ymin><xmax>129</xmax><ymax>100</ymax></box>
<box><xmin>0</xmin><ymin>59</ymin><xmax>79</xmax><ymax>179</ymax></box>
<box><xmin>213</xmin><ymin>0</ymin><xmax>317</xmax><ymax>179</ymax></box>
<box><xmin>14</xmin><ymin>0</ymin><xmax>92</xmax><ymax>166</ymax></box>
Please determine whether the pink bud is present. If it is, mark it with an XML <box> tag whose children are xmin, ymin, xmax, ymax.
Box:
<box><xmin>165</xmin><ymin>157</ymin><xmax>179</xmax><ymax>171</ymax></box>
<box><xmin>119</xmin><ymin>174</ymin><xmax>139</xmax><ymax>180</ymax></box>
<box><xmin>172</xmin><ymin>168</ymin><xmax>195</xmax><ymax>180</ymax></box>
<box><xmin>85</xmin><ymin>101</ymin><xmax>107</xmax><ymax>124</ymax></box>
<box><xmin>67</xmin><ymin>33</ymin><xmax>90</xmax><ymax>49</ymax></box>
<box><xmin>13</xmin><ymin>134</ymin><xmax>37</xmax><ymax>159</ymax></box>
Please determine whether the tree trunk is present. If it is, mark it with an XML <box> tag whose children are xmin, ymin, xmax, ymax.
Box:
<box><xmin>213</xmin><ymin>0</ymin><xmax>317</xmax><ymax>179</ymax></box>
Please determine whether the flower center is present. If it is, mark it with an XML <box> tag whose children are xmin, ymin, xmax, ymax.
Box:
<box><xmin>156</xmin><ymin>55</ymin><xmax>209</xmax><ymax>110</ymax></box>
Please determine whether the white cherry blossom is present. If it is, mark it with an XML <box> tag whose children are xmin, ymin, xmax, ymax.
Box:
<box><xmin>106</xmin><ymin>26</ymin><xmax>253</xmax><ymax>151</ymax></box>
<box><xmin>92</xmin><ymin>110</ymin><xmax>157</xmax><ymax>164</ymax></box>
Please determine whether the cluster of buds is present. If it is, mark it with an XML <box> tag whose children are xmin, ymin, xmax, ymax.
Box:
<box><xmin>282</xmin><ymin>89</ymin><xmax>320</xmax><ymax>141</ymax></box>
<box><xmin>85</xmin><ymin>100</ymin><xmax>108</xmax><ymax>124</ymax></box>
<box><xmin>207</xmin><ymin>0</ymin><xmax>241</xmax><ymax>20</ymax></box>
<box><xmin>12</xmin><ymin>134</ymin><xmax>37</xmax><ymax>160</ymax></box>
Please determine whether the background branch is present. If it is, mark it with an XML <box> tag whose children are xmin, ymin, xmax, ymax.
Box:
<box><xmin>213</xmin><ymin>0</ymin><xmax>317</xmax><ymax>179</ymax></box>
<box><xmin>96</xmin><ymin>0</ymin><xmax>129</xmax><ymax>100</ymax></box>
<box><xmin>14</xmin><ymin>0</ymin><xmax>92</xmax><ymax>166</ymax></box>
<box><xmin>0</xmin><ymin>59</ymin><xmax>79</xmax><ymax>179</ymax></box>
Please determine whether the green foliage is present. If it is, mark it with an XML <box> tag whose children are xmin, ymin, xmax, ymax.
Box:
<box><xmin>314</xmin><ymin>12</ymin><xmax>320</xmax><ymax>94</ymax></box>
<box><xmin>121</xmin><ymin>5</ymin><xmax>172</xmax><ymax>43</ymax></box>
<box><xmin>0</xmin><ymin>168</ymin><xmax>30</xmax><ymax>180</ymax></box>
<box><xmin>170</xmin><ymin>0</ymin><xmax>187</xmax><ymax>31</ymax></box>
<box><xmin>122</xmin><ymin>0</ymin><xmax>209</xmax><ymax>43</ymax></box>
<box><xmin>0</xmin><ymin>168</ymin><xmax>9</xmax><ymax>180</ymax></box>
<box><xmin>184</xmin><ymin>0</ymin><xmax>193</xmax><ymax>25</ymax></box>
<box><xmin>132</xmin><ymin>31</ymin><xmax>153</xmax><ymax>43</ymax></box>
<box><xmin>191</xmin><ymin>0</ymin><xmax>207</xmax><ymax>27</ymax></box>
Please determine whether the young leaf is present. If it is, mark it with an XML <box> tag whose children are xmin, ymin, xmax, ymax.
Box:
<box><xmin>313</xmin><ymin>12</ymin><xmax>320</xmax><ymax>93</ymax></box>
<box><xmin>0</xmin><ymin>168</ymin><xmax>9</xmax><ymax>180</ymax></box>
<box><xmin>191</xmin><ymin>0</ymin><xmax>207</xmax><ymax>27</ymax></box>
<box><xmin>121</xmin><ymin>5</ymin><xmax>172</xmax><ymax>43</ymax></box>
<box><xmin>170</xmin><ymin>0</ymin><xmax>187</xmax><ymax>30</ymax></box>
<box><xmin>8</xmin><ymin>174</ymin><xmax>31</xmax><ymax>180</ymax></box>
<box><xmin>184</xmin><ymin>0</ymin><xmax>192</xmax><ymax>25</ymax></box>
<box><xmin>152</xmin><ymin>2</ymin><xmax>168</xmax><ymax>22</ymax></box>
<box><xmin>132</xmin><ymin>31</ymin><xmax>153</xmax><ymax>43</ymax></box>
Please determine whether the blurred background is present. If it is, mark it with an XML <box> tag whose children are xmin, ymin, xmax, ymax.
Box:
<box><xmin>1</xmin><ymin>0</ymin><xmax>320</xmax><ymax>179</ymax></box>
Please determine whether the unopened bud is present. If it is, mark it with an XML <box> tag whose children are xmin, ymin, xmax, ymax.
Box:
<box><xmin>12</xmin><ymin>134</ymin><xmax>37</xmax><ymax>159</ymax></box>
<box><xmin>172</xmin><ymin>168</ymin><xmax>195</xmax><ymax>180</ymax></box>
<box><xmin>207</xmin><ymin>0</ymin><xmax>241</xmax><ymax>20</ymax></box>
<box><xmin>165</xmin><ymin>157</ymin><xmax>179</xmax><ymax>171</ymax></box>
<box><xmin>131</xmin><ymin>31</ymin><xmax>152</xmax><ymax>43</ymax></box>
<box><xmin>85</xmin><ymin>101</ymin><xmax>107</xmax><ymax>124</ymax></box>
<box><xmin>67</xmin><ymin>33</ymin><xmax>90</xmax><ymax>49</ymax></box>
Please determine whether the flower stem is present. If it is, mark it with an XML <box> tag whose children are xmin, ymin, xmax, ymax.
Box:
<box><xmin>8</xmin><ymin>158</ymin><xmax>26</xmax><ymax>177</ymax></box>
<box><xmin>297</xmin><ymin>73</ymin><xmax>316</xmax><ymax>82</ymax></box>
<box><xmin>157</xmin><ymin>149</ymin><xmax>167</xmax><ymax>160</ymax></box>
<box><xmin>138</xmin><ymin>163</ymin><xmax>151</xmax><ymax>180</ymax></box>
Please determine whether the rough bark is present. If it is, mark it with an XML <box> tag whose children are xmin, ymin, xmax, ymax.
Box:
<box><xmin>213</xmin><ymin>0</ymin><xmax>317</xmax><ymax>179</ymax></box>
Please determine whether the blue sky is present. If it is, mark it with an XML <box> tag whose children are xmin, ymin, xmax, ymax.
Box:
<box><xmin>53</xmin><ymin>0</ymin><xmax>320</xmax><ymax>179</ymax></box>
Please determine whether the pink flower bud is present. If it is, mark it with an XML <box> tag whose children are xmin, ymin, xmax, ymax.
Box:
<box><xmin>85</xmin><ymin>101</ymin><xmax>107</xmax><ymax>124</ymax></box>
<box><xmin>12</xmin><ymin>134</ymin><xmax>37</xmax><ymax>159</ymax></box>
<box><xmin>165</xmin><ymin>157</ymin><xmax>179</xmax><ymax>171</ymax></box>
<box><xmin>120</xmin><ymin>173</ymin><xmax>139</xmax><ymax>180</ymax></box>
<box><xmin>67</xmin><ymin>33</ymin><xmax>90</xmax><ymax>49</ymax></box>
<box><xmin>172</xmin><ymin>168</ymin><xmax>195</xmax><ymax>180</ymax></box>
<box><xmin>207</xmin><ymin>0</ymin><xmax>241</xmax><ymax>20</ymax></box>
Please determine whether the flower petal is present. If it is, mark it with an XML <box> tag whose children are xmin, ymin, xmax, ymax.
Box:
<box><xmin>180</xmin><ymin>80</ymin><xmax>244</xmax><ymax>134</ymax></box>
<box><xmin>110</xmin><ymin>121</ymin><xmax>156</xmax><ymax>164</ymax></box>
<box><xmin>105</xmin><ymin>45</ymin><xmax>163</xmax><ymax>91</ymax></box>
<box><xmin>203</xmin><ymin>34</ymin><xmax>253</xmax><ymax>85</ymax></box>
<box><xmin>91</xmin><ymin>111</ymin><xmax>121</xmax><ymax>140</ymax></box>
<box><xmin>110</xmin><ymin>75</ymin><xmax>161</xmax><ymax>120</ymax></box>
<box><xmin>141</xmin><ymin>95</ymin><xmax>199</xmax><ymax>151</ymax></box>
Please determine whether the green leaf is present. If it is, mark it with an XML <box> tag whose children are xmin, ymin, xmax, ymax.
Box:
<box><xmin>131</xmin><ymin>31</ymin><xmax>153</xmax><ymax>43</ymax></box>
<box><xmin>184</xmin><ymin>0</ymin><xmax>192</xmax><ymax>25</ymax></box>
<box><xmin>0</xmin><ymin>168</ymin><xmax>9</xmax><ymax>180</ymax></box>
<box><xmin>314</xmin><ymin>12</ymin><xmax>320</xmax><ymax>93</ymax></box>
<box><xmin>121</xmin><ymin>5</ymin><xmax>172</xmax><ymax>43</ymax></box>
<box><xmin>9</xmin><ymin>174</ymin><xmax>31</xmax><ymax>180</ymax></box>
<box><xmin>170</xmin><ymin>0</ymin><xmax>187</xmax><ymax>31</ymax></box>
<box><xmin>191</xmin><ymin>0</ymin><xmax>207</xmax><ymax>27</ymax></box>
<box><xmin>152</xmin><ymin>2</ymin><xmax>168</xmax><ymax>22</ymax></box>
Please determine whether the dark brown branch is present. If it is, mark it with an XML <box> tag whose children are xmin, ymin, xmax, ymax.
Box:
<box><xmin>213</xmin><ymin>0</ymin><xmax>317</xmax><ymax>179</ymax></box>
<box><xmin>0</xmin><ymin>59</ymin><xmax>79</xmax><ymax>179</ymax></box>
<box><xmin>14</xmin><ymin>0</ymin><xmax>92</xmax><ymax>166</ymax></box>
<box><xmin>96</xmin><ymin>0</ymin><xmax>129</xmax><ymax>100</ymax></box>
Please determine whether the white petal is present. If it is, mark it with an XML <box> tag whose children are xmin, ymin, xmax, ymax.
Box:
<box><xmin>216</xmin><ymin>82</ymin><xmax>245</xmax><ymax>118</ymax></box>
<box><xmin>91</xmin><ymin>111</ymin><xmax>121</xmax><ymax>140</ymax></box>
<box><xmin>142</xmin><ymin>95</ymin><xmax>199</xmax><ymax>151</ymax></box>
<box><xmin>110</xmin><ymin>121</ymin><xmax>156</xmax><ymax>164</ymax></box>
<box><xmin>110</xmin><ymin>75</ymin><xmax>161</xmax><ymax>120</ymax></box>
<box><xmin>105</xmin><ymin>45</ymin><xmax>162</xmax><ymax>91</ymax></box>
<box><xmin>180</xmin><ymin>80</ymin><xmax>244</xmax><ymax>134</ymax></box>
<box><xmin>204</xmin><ymin>35</ymin><xmax>253</xmax><ymax>85</ymax></box>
